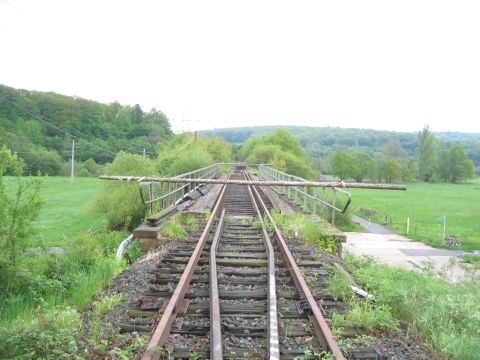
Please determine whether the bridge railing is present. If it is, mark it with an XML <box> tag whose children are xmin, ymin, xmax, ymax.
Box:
<box><xmin>257</xmin><ymin>165</ymin><xmax>351</xmax><ymax>225</ymax></box>
<box><xmin>138</xmin><ymin>163</ymin><xmax>222</xmax><ymax>212</ymax></box>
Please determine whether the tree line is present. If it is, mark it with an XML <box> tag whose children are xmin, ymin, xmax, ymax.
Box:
<box><xmin>202</xmin><ymin>125</ymin><xmax>480</xmax><ymax>175</ymax></box>
<box><xmin>0</xmin><ymin>84</ymin><xmax>172</xmax><ymax>175</ymax></box>
<box><xmin>330</xmin><ymin>126</ymin><xmax>475</xmax><ymax>183</ymax></box>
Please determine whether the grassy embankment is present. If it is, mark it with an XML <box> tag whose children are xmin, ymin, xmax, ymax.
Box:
<box><xmin>338</xmin><ymin>255</ymin><xmax>480</xmax><ymax>360</ymax></box>
<box><xmin>268</xmin><ymin>207</ymin><xmax>479</xmax><ymax>359</ymax></box>
<box><xmin>0</xmin><ymin>176</ymin><xmax>132</xmax><ymax>358</ymax></box>
<box><xmin>348</xmin><ymin>179</ymin><xmax>480</xmax><ymax>250</ymax></box>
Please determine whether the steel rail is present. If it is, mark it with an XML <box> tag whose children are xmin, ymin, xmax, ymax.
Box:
<box><xmin>246</xmin><ymin>182</ymin><xmax>281</xmax><ymax>359</ymax></box>
<box><xmin>209</xmin><ymin>209</ymin><xmax>226</xmax><ymax>360</ymax></box>
<box><xmin>100</xmin><ymin>175</ymin><xmax>407</xmax><ymax>190</ymax></box>
<box><xmin>248</xmin><ymin>178</ymin><xmax>346</xmax><ymax>360</ymax></box>
<box><xmin>141</xmin><ymin>182</ymin><xmax>228</xmax><ymax>360</ymax></box>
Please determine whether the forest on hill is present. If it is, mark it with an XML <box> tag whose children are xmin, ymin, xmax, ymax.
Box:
<box><xmin>0</xmin><ymin>84</ymin><xmax>172</xmax><ymax>175</ymax></box>
<box><xmin>202</xmin><ymin>126</ymin><xmax>480</xmax><ymax>170</ymax></box>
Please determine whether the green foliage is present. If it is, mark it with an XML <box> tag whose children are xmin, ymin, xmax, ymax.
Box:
<box><xmin>331</xmin><ymin>303</ymin><xmax>399</xmax><ymax>334</ymax></box>
<box><xmin>330</xmin><ymin>149</ymin><xmax>358</xmax><ymax>180</ymax></box>
<box><xmin>78</xmin><ymin>168</ymin><xmax>91</xmax><ymax>177</ymax></box>
<box><xmin>345</xmin><ymin>254</ymin><xmax>480</xmax><ymax>359</ymax></box>
<box><xmin>0</xmin><ymin>146</ymin><xmax>44</xmax><ymax>292</ymax></box>
<box><xmin>82</xmin><ymin>158</ymin><xmax>98</xmax><ymax>176</ymax></box>
<box><xmin>460</xmin><ymin>255</ymin><xmax>480</xmax><ymax>270</ymax></box>
<box><xmin>325</xmin><ymin>265</ymin><xmax>353</xmax><ymax>302</ymax></box>
<box><xmin>156</xmin><ymin>133</ymin><xmax>232</xmax><ymax>176</ymax></box>
<box><xmin>271</xmin><ymin>210</ymin><xmax>340</xmax><ymax>253</ymax></box>
<box><xmin>161</xmin><ymin>217</ymin><xmax>188</xmax><ymax>238</ymax></box>
<box><xmin>95</xmin><ymin>151</ymin><xmax>156</xmax><ymax>230</ymax></box>
<box><xmin>240</xmin><ymin>129</ymin><xmax>316</xmax><ymax>178</ymax></box>
<box><xmin>0</xmin><ymin>306</ymin><xmax>82</xmax><ymax>359</ymax></box>
<box><xmin>436</xmin><ymin>146</ymin><xmax>474</xmax><ymax>183</ymax></box>
<box><xmin>171</xmin><ymin>148</ymin><xmax>214</xmax><ymax>175</ymax></box>
<box><xmin>179</xmin><ymin>214</ymin><xmax>199</xmax><ymax>233</ymax></box>
<box><xmin>0</xmin><ymin>84</ymin><xmax>173</xmax><ymax>171</ymax></box>
<box><xmin>294</xmin><ymin>350</ymin><xmax>335</xmax><ymax>360</ymax></box>
<box><xmin>352</xmin><ymin>151</ymin><xmax>374</xmax><ymax>182</ymax></box>
<box><xmin>417</xmin><ymin>125</ymin><xmax>437</xmax><ymax>181</ymax></box>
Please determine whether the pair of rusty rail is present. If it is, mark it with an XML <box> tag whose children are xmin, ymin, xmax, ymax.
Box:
<box><xmin>247</xmin><ymin>173</ymin><xmax>345</xmax><ymax>360</ymax></box>
<box><xmin>142</xmin><ymin>179</ymin><xmax>227</xmax><ymax>360</ymax></box>
<box><xmin>142</xmin><ymin>170</ymin><xmax>346</xmax><ymax>359</ymax></box>
<box><xmin>208</xmin><ymin>171</ymin><xmax>280</xmax><ymax>359</ymax></box>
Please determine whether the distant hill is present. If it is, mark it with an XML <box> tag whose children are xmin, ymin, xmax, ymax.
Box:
<box><xmin>201</xmin><ymin>126</ymin><xmax>480</xmax><ymax>166</ymax></box>
<box><xmin>0</xmin><ymin>84</ymin><xmax>172</xmax><ymax>175</ymax></box>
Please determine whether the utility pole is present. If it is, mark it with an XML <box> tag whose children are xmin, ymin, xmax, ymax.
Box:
<box><xmin>70</xmin><ymin>139</ymin><xmax>75</xmax><ymax>183</ymax></box>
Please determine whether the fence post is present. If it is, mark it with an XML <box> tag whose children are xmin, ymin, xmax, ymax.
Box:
<box><xmin>320</xmin><ymin>187</ymin><xmax>325</xmax><ymax>219</ymax></box>
<box><xmin>313</xmin><ymin>187</ymin><xmax>317</xmax><ymax>215</ymax></box>
<box><xmin>406</xmin><ymin>217</ymin><xmax>410</xmax><ymax>236</ymax></box>
<box><xmin>149</xmin><ymin>183</ymin><xmax>153</xmax><ymax>213</ymax></box>
<box><xmin>331</xmin><ymin>189</ymin><xmax>337</xmax><ymax>225</ymax></box>
<box><xmin>303</xmin><ymin>186</ymin><xmax>307</xmax><ymax>212</ymax></box>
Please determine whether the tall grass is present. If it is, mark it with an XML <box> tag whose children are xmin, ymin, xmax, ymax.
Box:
<box><xmin>345</xmin><ymin>254</ymin><xmax>480</xmax><ymax>360</ymax></box>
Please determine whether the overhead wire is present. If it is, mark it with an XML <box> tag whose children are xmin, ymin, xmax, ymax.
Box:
<box><xmin>0</xmin><ymin>94</ymin><xmax>158</xmax><ymax>156</ymax></box>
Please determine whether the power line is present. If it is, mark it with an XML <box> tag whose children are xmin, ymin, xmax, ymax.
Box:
<box><xmin>0</xmin><ymin>94</ymin><xmax>157</xmax><ymax>156</ymax></box>
<box><xmin>0</xmin><ymin>94</ymin><xmax>118</xmax><ymax>156</ymax></box>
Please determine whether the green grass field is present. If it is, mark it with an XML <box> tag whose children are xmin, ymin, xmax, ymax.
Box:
<box><xmin>6</xmin><ymin>176</ymin><xmax>105</xmax><ymax>247</ymax></box>
<box><xmin>348</xmin><ymin>179</ymin><xmax>480</xmax><ymax>250</ymax></box>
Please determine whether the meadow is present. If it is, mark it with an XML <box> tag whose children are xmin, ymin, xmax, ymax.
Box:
<box><xmin>348</xmin><ymin>179</ymin><xmax>480</xmax><ymax>250</ymax></box>
<box><xmin>5</xmin><ymin>176</ymin><xmax>105</xmax><ymax>247</ymax></box>
<box><xmin>1</xmin><ymin>176</ymin><xmax>125</xmax><ymax>329</ymax></box>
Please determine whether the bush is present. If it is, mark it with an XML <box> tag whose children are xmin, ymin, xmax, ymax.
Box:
<box><xmin>0</xmin><ymin>306</ymin><xmax>81</xmax><ymax>359</ymax></box>
<box><xmin>170</xmin><ymin>148</ymin><xmax>213</xmax><ymax>175</ymax></box>
<box><xmin>78</xmin><ymin>168</ymin><xmax>91</xmax><ymax>177</ymax></box>
<box><xmin>96</xmin><ymin>151</ymin><xmax>156</xmax><ymax>230</ymax></box>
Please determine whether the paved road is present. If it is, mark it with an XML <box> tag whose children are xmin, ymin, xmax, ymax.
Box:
<box><xmin>352</xmin><ymin>215</ymin><xmax>394</xmax><ymax>234</ymax></box>
<box><xmin>345</xmin><ymin>215</ymin><xmax>479</xmax><ymax>282</ymax></box>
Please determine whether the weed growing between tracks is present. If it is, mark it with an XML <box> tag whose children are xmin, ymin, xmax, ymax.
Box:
<box><xmin>271</xmin><ymin>210</ymin><xmax>339</xmax><ymax>253</ymax></box>
<box><xmin>161</xmin><ymin>213</ymin><xmax>200</xmax><ymax>238</ymax></box>
<box><xmin>343</xmin><ymin>254</ymin><xmax>480</xmax><ymax>360</ymax></box>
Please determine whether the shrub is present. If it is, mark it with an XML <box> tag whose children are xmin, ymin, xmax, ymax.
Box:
<box><xmin>96</xmin><ymin>151</ymin><xmax>156</xmax><ymax>230</ymax></box>
<box><xmin>0</xmin><ymin>306</ymin><xmax>81</xmax><ymax>359</ymax></box>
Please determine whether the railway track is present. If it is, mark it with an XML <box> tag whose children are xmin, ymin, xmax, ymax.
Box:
<box><xmin>134</xmin><ymin>169</ymin><xmax>344</xmax><ymax>359</ymax></box>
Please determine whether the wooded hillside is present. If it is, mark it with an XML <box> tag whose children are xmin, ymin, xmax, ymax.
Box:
<box><xmin>202</xmin><ymin>126</ymin><xmax>480</xmax><ymax>168</ymax></box>
<box><xmin>0</xmin><ymin>84</ymin><xmax>172</xmax><ymax>175</ymax></box>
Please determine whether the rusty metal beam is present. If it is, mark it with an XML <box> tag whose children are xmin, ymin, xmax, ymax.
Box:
<box><xmin>100</xmin><ymin>175</ymin><xmax>407</xmax><ymax>190</ymax></box>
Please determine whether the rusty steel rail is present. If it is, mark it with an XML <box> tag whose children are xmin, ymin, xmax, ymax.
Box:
<box><xmin>209</xmin><ymin>209</ymin><xmax>226</xmax><ymax>360</ymax></box>
<box><xmin>99</xmin><ymin>175</ymin><xmax>407</xmax><ymax>190</ymax></box>
<box><xmin>247</xmin><ymin>174</ymin><xmax>346</xmax><ymax>360</ymax></box>
<box><xmin>141</xmin><ymin>183</ymin><xmax>228</xmax><ymax>360</ymax></box>
<box><xmin>247</xmin><ymin>184</ymin><xmax>280</xmax><ymax>359</ymax></box>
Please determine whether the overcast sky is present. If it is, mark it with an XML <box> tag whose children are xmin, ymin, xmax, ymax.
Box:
<box><xmin>1</xmin><ymin>1</ymin><xmax>479</xmax><ymax>134</ymax></box>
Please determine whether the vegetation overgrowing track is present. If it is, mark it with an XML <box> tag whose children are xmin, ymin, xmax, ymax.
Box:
<box><xmin>129</xmin><ymin>169</ymin><xmax>342</xmax><ymax>359</ymax></box>
<box><xmin>111</xmin><ymin>167</ymin><xmax>426</xmax><ymax>359</ymax></box>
